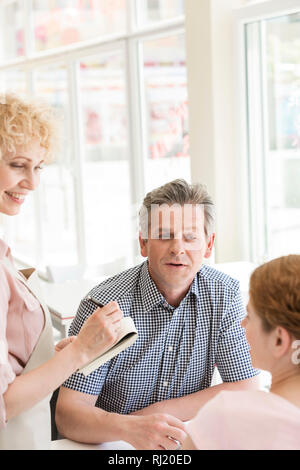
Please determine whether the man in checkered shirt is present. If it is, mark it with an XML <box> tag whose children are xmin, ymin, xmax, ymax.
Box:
<box><xmin>56</xmin><ymin>179</ymin><xmax>260</xmax><ymax>450</ymax></box>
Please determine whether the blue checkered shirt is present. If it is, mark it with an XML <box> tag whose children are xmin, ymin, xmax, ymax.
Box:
<box><xmin>63</xmin><ymin>262</ymin><xmax>259</xmax><ymax>414</ymax></box>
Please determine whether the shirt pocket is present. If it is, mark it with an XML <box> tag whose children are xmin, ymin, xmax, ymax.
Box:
<box><xmin>179</xmin><ymin>354</ymin><xmax>208</xmax><ymax>395</ymax></box>
<box><xmin>14</xmin><ymin>276</ymin><xmax>41</xmax><ymax>312</ymax></box>
<box><xmin>22</xmin><ymin>292</ymin><xmax>41</xmax><ymax>311</ymax></box>
<box><xmin>17</xmin><ymin>284</ymin><xmax>44</xmax><ymax>358</ymax></box>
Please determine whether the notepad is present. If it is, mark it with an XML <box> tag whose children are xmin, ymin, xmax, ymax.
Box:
<box><xmin>79</xmin><ymin>316</ymin><xmax>138</xmax><ymax>376</ymax></box>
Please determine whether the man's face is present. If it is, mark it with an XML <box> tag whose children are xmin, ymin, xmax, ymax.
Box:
<box><xmin>139</xmin><ymin>203</ymin><xmax>215</xmax><ymax>294</ymax></box>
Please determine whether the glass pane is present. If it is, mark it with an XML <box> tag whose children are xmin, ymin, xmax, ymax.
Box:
<box><xmin>0</xmin><ymin>71</ymin><xmax>37</xmax><ymax>265</ymax></box>
<box><xmin>32</xmin><ymin>0</ymin><xmax>126</xmax><ymax>52</ymax></box>
<box><xmin>79</xmin><ymin>52</ymin><xmax>131</xmax><ymax>275</ymax></box>
<box><xmin>33</xmin><ymin>63</ymin><xmax>78</xmax><ymax>268</ymax></box>
<box><xmin>0</xmin><ymin>69</ymin><xmax>27</xmax><ymax>97</ymax></box>
<box><xmin>142</xmin><ymin>34</ymin><xmax>190</xmax><ymax>191</ymax></box>
<box><xmin>0</xmin><ymin>1</ymin><xmax>24</xmax><ymax>61</ymax></box>
<box><xmin>265</xmin><ymin>13</ymin><xmax>300</xmax><ymax>256</ymax></box>
<box><xmin>9</xmin><ymin>191</ymin><xmax>38</xmax><ymax>266</ymax></box>
<box><xmin>138</xmin><ymin>0</ymin><xmax>184</xmax><ymax>26</ymax></box>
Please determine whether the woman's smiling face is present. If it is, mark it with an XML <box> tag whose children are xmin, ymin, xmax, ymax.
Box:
<box><xmin>0</xmin><ymin>141</ymin><xmax>45</xmax><ymax>216</ymax></box>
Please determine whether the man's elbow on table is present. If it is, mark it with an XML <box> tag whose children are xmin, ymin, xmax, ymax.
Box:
<box><xmin>55</xmin><ymin>386</ymin><xmax>97</xmax><ymax>442</ymax></box>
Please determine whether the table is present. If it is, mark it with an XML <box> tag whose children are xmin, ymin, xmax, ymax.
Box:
<box><xmin>51</xmin><ymin>438</ymin><xmax>135</xmax><ymax>450</ymax></box>
<box><xmin>40</xmin><ymin>279</ymin><xmax>100</xmax><ymax>337</ymax></box>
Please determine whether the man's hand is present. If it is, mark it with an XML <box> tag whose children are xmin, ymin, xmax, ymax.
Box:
<box><xmin>125</xmin><ymin>414</ymin><xmax>187</xmax><ymax>450</ymax></box>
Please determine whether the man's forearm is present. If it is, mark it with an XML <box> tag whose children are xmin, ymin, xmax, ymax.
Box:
<box><xmin>132</xmin><ymin>376</ymin><xmax>261</xmax><ymax>421</ymax></box>
<box><xmin>55</xmin><ymin>390</ymin><xmax>188</xmax><ymax>450</ymax></box>
<box><xmin>56</xmin><ymin>400</ymin><xmax>129</xmax><ymax>444</ymax></box>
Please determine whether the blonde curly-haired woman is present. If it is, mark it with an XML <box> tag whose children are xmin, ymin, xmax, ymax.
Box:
<box><xmin>0</xmin><ymin>94</ymin><xmax>123</xmax><ymax>450</ymax></box>
<box><xmin>183</xmin><ymin>255</ymin><xmax>300</xmax><ymax>450</ymax></box>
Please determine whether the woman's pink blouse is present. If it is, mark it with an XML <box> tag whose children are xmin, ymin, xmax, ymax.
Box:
<box><xmin>0</xmin><ymin>239</ymin><xmax>44</xmax><ymax>428</ymax></box>
<box><xmin>187</xmin><ymin>390</ymin><xmax>300</xmax><ymax>450</ymax></box>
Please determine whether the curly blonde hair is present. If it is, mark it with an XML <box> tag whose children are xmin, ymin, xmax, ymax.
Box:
<box><xmin>249</xmin><ymin>255</ymin><xmax>300</xmax><ymax>340</ymax></box>
<box><xmin>0</xmin><ymin>93</ymin><xmax>60</xmax><ymax>162</ymax></box>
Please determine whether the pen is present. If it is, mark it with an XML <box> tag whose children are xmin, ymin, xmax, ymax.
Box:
<box><xmin>84</xmin><ymin>295</ymin><xmax>104</xmax><ymax>308</ymax></box>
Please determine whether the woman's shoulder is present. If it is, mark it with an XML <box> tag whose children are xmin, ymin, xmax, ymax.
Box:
<box><xmin>188</xmin><ymin>390</ymin><xmax>300</xmax><ymax>450</ymax></box>
<box><xmin>200</xmin><ymin>389</ymin><xmax>300</xmax><ymax>420</ymax></box>
<box><xmin>190</xmin><ymin>389</ymin><xmax>300</xmax><ymax>433</ymax></box>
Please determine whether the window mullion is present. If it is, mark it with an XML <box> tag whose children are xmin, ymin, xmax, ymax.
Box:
<box><xmin>245</xmin><ymin>22</ymin><xmax>267</xmax><ymax>264</ymax></box>
<box><xmin>23</xmin><ymin>0</ymin><xmax>33</xmax><ymax>59</ymax></box>
<box><xmin>67</xmin><ymin>60</ymin><xmax>87</xmax><ymax>271</ymax></box>
<box><xmin>127</xmin><ymin>0</ymin><xmax>137</xmax><ymax>33</ymax></box>
<box><xmin>125</xmin><ymin>35</ymin><xmax>146</xmax><ymax>265</ymax></box>
<box><xmin>28</xmin><ymin>65</ymin><xmax>44</xmax><ymax>267</ymax></box>
<box><xmin>259</xmin><ymin>20</ymin><xmax>271</xmax><ymax>260</ymax></box>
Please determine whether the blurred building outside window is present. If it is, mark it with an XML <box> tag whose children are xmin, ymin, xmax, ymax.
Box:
<box><xmin>0</xmin><ymin>0</ymin><xmax>190</xmax><ymax>279</ymax></box>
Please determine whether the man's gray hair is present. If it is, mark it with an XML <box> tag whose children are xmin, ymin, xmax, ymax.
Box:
<box><xmin>139</xmin><ymin>179</ymin><xmax>215</xmax><ymax>239</ymax></box>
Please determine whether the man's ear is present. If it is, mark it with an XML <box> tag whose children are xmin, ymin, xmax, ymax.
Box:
<box><xmin>139</xmin><ymin>232</ymin><xmax>148</xmax><ymax>258</ymax></box>
<box><xmin>204</xmin><ymin>233</ymin><xmax>215</xmax><ymax>259</ymax></box>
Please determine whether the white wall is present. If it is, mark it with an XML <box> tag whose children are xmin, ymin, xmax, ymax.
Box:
<box><xmin>185</xmin><ymin>0</ymin><xmax>250</xmax><ymax>263</ymax></box>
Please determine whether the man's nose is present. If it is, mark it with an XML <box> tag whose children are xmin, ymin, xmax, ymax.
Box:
<box><xmin>169</xmin><ymin>238</ymin><xmax>185</xmax><ymax>256</ymax></box>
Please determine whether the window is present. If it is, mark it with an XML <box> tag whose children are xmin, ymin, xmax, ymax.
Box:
<box><xmin>32</xmin><ymin>0</ymin><xmax>127</xmax><ymax>52</ymax></box>
<box><xmin>141</xmin><ymin>33</ymin><xmax>190</xmax><ymax>192</ymax></box>
<box><xmin>33</xmin><ymin>63</ymin><xmax>78</xmax><ymax>267</ymax></box>
<box><xmin>239</xmin><ymin>2</ymin><xmax>300</xmax><ymax>262</ymax></box>
<box><xmin>137</xmin><ymin>0</ymin><xmax>185</xmax><ymax>26</ymax></box>
<box><xmin>0</xmin><ymin>0</ymin><xmax>190</xmax><ymax>277</ymax></box>
<box><xmin>0</xmin><ymin>0</ymin><xmax>24</xmax><ymax>61</ymax></box>
<box><xmin>78</xmin><ymin>51</ymin><xmax>131</xmax><ymax>274</ymax></box>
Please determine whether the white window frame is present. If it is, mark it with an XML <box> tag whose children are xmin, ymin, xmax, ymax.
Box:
<box><xmin>0</xmin><ymin>0</ymin><xmax>186</xmax><ymax>276</ymax></box>
<box><xmin>235</xmin><ymin>0</ymin><xmax>300</xmax><ymax>263</ymax></box>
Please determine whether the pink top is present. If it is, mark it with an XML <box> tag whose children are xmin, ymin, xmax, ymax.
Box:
<box><xmin>187</xmin><ymin>390</ymin><xmax>300</xmax><ymax>450</ymax></box>
<box><xmin>0</xmin><ymin>239</ymin><xmax>44</xmax><ymax>428</ymax></box>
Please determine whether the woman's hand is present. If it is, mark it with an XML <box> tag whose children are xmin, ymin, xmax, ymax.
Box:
<box><xmin>71</xmin><ymin>301</ymin><xmax>123</xmax><ymax>368</ymax></box>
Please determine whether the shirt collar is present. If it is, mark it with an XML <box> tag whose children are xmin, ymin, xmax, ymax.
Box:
<box><xmin>139</xmin><ymin>262</ymin><xmax>165</xmax><ymax>313</ymax></box>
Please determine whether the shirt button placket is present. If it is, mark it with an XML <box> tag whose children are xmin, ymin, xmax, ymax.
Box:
<box><xmin>158</xmin><ymin>307</ymin><xmax>180</xmax><ymax>399</ymax></box>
